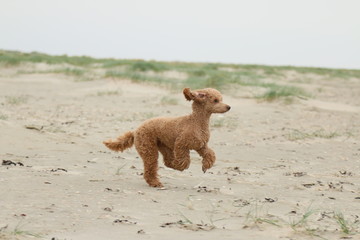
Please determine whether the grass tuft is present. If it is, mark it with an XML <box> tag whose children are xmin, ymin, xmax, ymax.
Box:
<box><xmin>5</xmin><ymin>95</ymin><xmax>28</xmax><ymax>105</ymax></box>
<box><xmin>97</xmin><ymin>90</ymin><xmax>121</xmax><ymax>96</ymax></box>
<box><xmin>334</xmin><ymin>212</ymin><xmax>352</xmax><ymax>234</ymax></box>
<box><xmin>258</xmin><ymin>85</ymin><xmax>308</xmax><ymax>101</ymax></box>
<box><xmin>286</xmin><ymin>129</ymin><xmax>340</xmax><ymax>141</ymax></box>
<box><xmin>290</xmin><ymin>209</ymin><xmax>317</xmax><ymax>229</ymax></box>
<box><xmin>160</xmin><ymin>96</ymin><xmax>178</xmax><ymax>105</ymax></box>
<box><xmin>53</xmin><ymin>67</ymin><xmax>86</xmax><ymax>76</ymax></box>
<box><xmin>130</xmin><ymin>61</ymin><xmax>168</xmax><ymax>72</ymax></box>
<box><xmin>0</xmin><ymin>114</ymin><xmax>8</xmax><ymax>120</ymax></box>
<box><xmin>244</xmin><ymin>201</ymin><xmax>281</xmax><ymax>228</ymax></box>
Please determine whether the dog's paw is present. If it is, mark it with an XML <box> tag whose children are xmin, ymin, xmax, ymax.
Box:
<box><xmin>149</xmin><ymin>181</ymin><xmax>164</xmax><ymax>188</ymax></box>
<box><xmin>202</xmin><ymin>159</ymin><xmax>214</xmax><ymax>173</ymax></box>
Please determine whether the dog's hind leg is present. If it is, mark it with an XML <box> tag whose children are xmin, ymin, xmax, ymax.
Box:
<box><xmin>158</xmin><ymin>142</ymin><xmax>177</xmax><ymax>170</ymax></box>
<box><xmin>134</xmin><ymin>137</ymin><xmax>163</xmax><ymax>188</ymax></box>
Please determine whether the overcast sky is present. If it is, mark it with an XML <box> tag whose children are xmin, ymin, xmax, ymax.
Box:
<box><xmin>1</xmin><ymin>0</ymin><xmax>359</xmax><ymax>69</ymax></box>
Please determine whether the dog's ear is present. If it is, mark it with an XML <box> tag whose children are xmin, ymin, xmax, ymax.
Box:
<box><xmin>196</xmin><ymin>92</ymin><xmax>206</xmax><ymax>99</ymax></box>
<box><xmin>183</xmin><ymin>88</ymin><xmax>207</xmax><ymax>102</ymax></box>
<box><xmin>183</xmin><ymin>88</ymin><xmax>194</xmax><ymax>101</ymax></box>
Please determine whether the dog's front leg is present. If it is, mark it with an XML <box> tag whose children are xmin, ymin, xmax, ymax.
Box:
<box><xmin>173</xmin><ymin>136</ymin><xmax>191</xmax><ymax>171</ymax></box>
<box><xmin>196</xmin><ymin>145</ymin><xmax>216</xmax><ymax>173</ymax></box>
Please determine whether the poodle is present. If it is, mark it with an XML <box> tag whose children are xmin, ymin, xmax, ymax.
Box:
<box><xmin>103</xmin><ymin>87</ymin><xmax>231</xmax><ymax>187</ymax></box>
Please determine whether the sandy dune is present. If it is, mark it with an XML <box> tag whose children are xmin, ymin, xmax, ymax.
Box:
<box><xmin>1</xmin><ymin>66</ymin><xmax>360</xmax><ymax>239</ymax></box>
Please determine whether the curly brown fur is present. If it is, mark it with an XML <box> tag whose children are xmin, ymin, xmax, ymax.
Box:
<box><xmin>103</xmin><ymin>131</ymin><xmax>134</xmax><ymax>152</ymax></box>
<box><xmin>103</xmin><ymin>88</ymin><xmax>231</xmax><ymax>187</ymax></box>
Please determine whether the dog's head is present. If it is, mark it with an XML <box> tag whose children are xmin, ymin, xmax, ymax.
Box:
<box><xmin>183</xmin><ymin>88</ymin><xmax>231</xmax><ymax>114</ymax></box>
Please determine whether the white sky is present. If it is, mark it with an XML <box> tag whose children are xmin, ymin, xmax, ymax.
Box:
<box><xmin>1</xmin><ymin>0</ymin><xmax>359</xmax><ymax>69</ymax></box>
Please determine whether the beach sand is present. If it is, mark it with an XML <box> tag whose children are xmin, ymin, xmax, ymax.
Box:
<box><xmin>1</xmin><ymin>65</ymin><xmax>360</xmax><ymax>239</ymax></box>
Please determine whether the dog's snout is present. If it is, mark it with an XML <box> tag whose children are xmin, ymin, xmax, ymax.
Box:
<box><xmin>227</xmin><ymin>105</ymin><xmax>231</xmax><ymax>111</ymax></box>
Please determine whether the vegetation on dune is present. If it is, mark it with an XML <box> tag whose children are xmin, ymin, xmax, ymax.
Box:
<box><xmin>1</xmin><ymin>49</ymin><xmax>359</xmax><ymax>101</ymax></box>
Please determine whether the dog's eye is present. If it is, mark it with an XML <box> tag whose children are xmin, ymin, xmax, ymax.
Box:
<box><xmin>214</xmin><ymin>99</ymin><xmax>219</xmax><ymax>103</ymax></box>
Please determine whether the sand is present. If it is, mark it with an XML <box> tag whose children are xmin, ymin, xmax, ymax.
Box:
<box><xmin>0</xmin><ymin>66</ymin><xmax>360</xmax><ymax>240</ymax></box>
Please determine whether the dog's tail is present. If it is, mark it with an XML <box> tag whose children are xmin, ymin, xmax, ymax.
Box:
<box><xmin>103</xmin><ymin>131</ymin><xmax>134</xmax><ymax>152</ymax></box>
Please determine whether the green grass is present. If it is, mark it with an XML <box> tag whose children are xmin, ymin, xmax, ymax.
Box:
<box><xmin>0</xmin><ymin>50</ymin><xmax>101</xmax><ymax>66</ymax></box>
<box><xmin>0</xmin><ymin>221</ymin><xmax>43</xmax><ymax>239</ymax></box>
<box><xmin>0</xmin><ymin>114</ymin><xmax>8</xmax><ymax>120</ymax></box>
<box><xmin>211</xmin><ymin>116</ymin><xmax>238</xmax><ymax>129</ymax></box>
<box><xmin>244</xmin><ymin>202</ymin><xmax>281</xmax><ymax>227</ymax></box>
<box><xmin>105</xmin><ymin>70</ymin><xmax>182</xmax><ymax>88</ymax></box>
<box><xmin>289</xmin><ymin>209</ymin><xmax>317</xmax><ymax>229</ymax></box>
<box><xmin>160</xmin><ymin>96</ymin><xmax>179</xmax><ymax>105</ymax></box>
<box><xmin>334</xmin><ymin>212</ymin><xmax>354</xmax><ymax>235</ymax></box>
<box><xmin>97</xmin><ymin>90</ymin><xmax>121</xmax><ymax>96</ymax></box>
<box><xmin>2</xmin><ymin>49</ymin><xmax>360</xmax><ymax>101</ymax></box>
<box><xmin>115</xmin><ymin>164</ymin><xmax>127</xmax><ymax>175</ymax></box>
<box><xmin>258</xmin><ymin>85</ymin><xmax>309</xmax><ymax>101</ymax></box>
<box><xmin>16</xmin><ymin>68</ymin><xmax>87</xmax><ymax>79</ymax></box>
<box><xmin>130</xmin><ymin>61</ymin><xmax>168</xmax><ymax>72</ymax></box>
<box><xmin>53</xmin><ymin>67</ymin><xmax>86</xmax><ymax>76</ymax></box>
<box><xmin>211</xmin><ymin>117</ymin><xmax>226</xmax><ymax>128</ymax></box>
<box><xmin>5</xmin><ymin>95</ymin><xmax>28</xmax><ymax>105</ymax></box>
<box><xmin>286</xmin><ymin>129</ymin><xmax>340</xmax><ymax>141</ymax></box>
